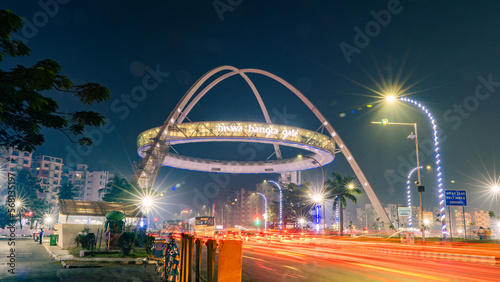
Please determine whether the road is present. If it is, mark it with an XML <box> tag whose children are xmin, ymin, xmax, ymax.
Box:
<box><xmin>2</xmin><ymin>236</ymin><xmax>500</xmax><ymax>281</ymax></box>
<box><xmin>0</xmin><ymin>237</ymin><xmax>158</xmax><ymax>281</ymax></box>
<box><xmin>240</xmin><ymin>240</ymin><xmax>500</xmax><ymax>281</ymax></box>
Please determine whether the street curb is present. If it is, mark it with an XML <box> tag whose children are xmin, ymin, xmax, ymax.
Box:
<box><xmin>41</xmin><ymin>243</ymin><xmax>155</xmax><ymax>267</ymax></box>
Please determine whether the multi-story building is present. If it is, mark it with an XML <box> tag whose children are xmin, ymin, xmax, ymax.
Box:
<box><xmin>471</xmin><ymin>208</ymin><xmax>490</xmax><ymax>228</ymax></box>
<box><xmin>31</xmin><ymin>155</ymin><xmax>63</xmax><ymax>205</ymax></box>
<box><xmin>64</xmin><ymin>164</ymin><xmax>114</xmax><ymax>201</ymax></box>
<box><xmin>0</xmin><ymin>147</ymin><xmax>33</xmax><ymax>174</ymax></box>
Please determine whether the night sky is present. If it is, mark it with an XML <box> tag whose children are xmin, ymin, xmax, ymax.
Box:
<box><xmin>4</xmin><ymin>1</ymin><xmax>500</xmax><ymax>218</ymax></box>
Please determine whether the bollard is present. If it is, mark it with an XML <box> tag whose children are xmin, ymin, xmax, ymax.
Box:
<box><xmin>195</xmin><ymin>239</ymin><xmax>202</xmax><ymax>282</ymax></box>
<box><xmin>187</xmin><ymin>235</ymin><xmax>194</xmax><ymax>281</ymax></box>
<box><xmin>206</xmin><ymin>239</ymin><xmax>217</xmax><ymax>282</ymax></box>
<box><xmin>217</xmin><ymin>240</ymin><xmax>243</xmax><ymax>282</ymax></box>
<box><xmin>180</xmin><ymin>234</ymin><xmax>186</xmax><ymax>281</ymax></box>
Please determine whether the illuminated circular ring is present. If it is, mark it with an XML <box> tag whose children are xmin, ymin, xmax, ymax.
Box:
<box><xmin>137</xmin><ymin>121</ymin><xmax>335</xmax><ymax>174</ymax></box>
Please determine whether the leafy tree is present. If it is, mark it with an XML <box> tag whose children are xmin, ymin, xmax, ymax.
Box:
<box><xmin>488</xmin><ymin>211</ymin><xmax>498</xmax><ymax>219</ymax></box>
<box><xmin>0</xmin><ymin>10</ymin><xmax>110</xmax><ymax>152</ymax></box>
<box><xmin>57</xmin><ymin>182</ymin><xmax>77</xmax><ymax>200</ymax></box>
<box><xmin>0</xmin><ymin>206</ymin><xmax>9</xmax><ymax>229</ymax></box>
<box><xmin>118</xmin><ymin>231</ymin><xmax>136</xmax><ymax>256</ymax></box>
<box><xmin>100</xmin><ymin>176</ymin><xmax>140</xmax><ymax>203</ymax></box>
<box><xmin>325</xmin><ymin>172</ymin><xmax>362</xmax><ymax>234</ymax></box>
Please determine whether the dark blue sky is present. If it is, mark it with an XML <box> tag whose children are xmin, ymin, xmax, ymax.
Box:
<box><xmin>4</xmin><ymin>1</ymin><xmax>500</xmax><ymax>217</ymax></box>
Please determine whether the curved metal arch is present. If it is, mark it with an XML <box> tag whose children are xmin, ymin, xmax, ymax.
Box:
<box><xmin>133</xmin><ymin>66</ymin><xmax>392</xmax><ymax>231</ymax></box>
<box><xmin>238</xmin><ymin>68</ymin><xmax>392</xmax><ymax>231</ymax></box>
<box><xmin>176</xmin><ymin>68</ymin><xmax>282</xmax><ymax>158</ymax></box>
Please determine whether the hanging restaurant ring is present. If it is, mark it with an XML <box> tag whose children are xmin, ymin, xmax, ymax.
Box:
<box><xmin>137</xmin><ymin>121</ymin><xmax>336</xmax><ymax>174</ymax></box>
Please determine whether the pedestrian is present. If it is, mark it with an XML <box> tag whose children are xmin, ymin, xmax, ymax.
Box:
<box><xmin>39</xmin><ymin>228</ymin><xmax>44</xmax><ymax>244</ymax></box>
<box><xmin>478</xmin><ymin>226</ymin><xmax>485</xmax><ymax>240</ymax></box>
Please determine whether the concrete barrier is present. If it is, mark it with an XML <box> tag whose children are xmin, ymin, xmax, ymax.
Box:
<box><xmin>218</xmin><ymin>240</ymin><xmax>243</xmax><ymax>282</ymax></box>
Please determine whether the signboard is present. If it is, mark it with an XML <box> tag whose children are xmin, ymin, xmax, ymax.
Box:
<box><xmin>397</xmin><ymin>207</ymin><xmax>411</xmax><ymax>216</ymax></box>
<box><xmin>445</xmin><ymin>190</ymin><xmax>467</xmax><ymax>206</ymax></box>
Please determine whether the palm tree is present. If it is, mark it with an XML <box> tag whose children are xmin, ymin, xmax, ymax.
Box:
<box><xmin>57</xmin><ymin>182</ymin><xmax>77</xmax><ymax>200</ymax></box>
<box><xmin>324</xmin><ymin>172</ymin><xmax>362</xmax><ymax>234</ymax></box>
<box><xmin>100</xmin><ymin>176</ymin><xmax>133</xmax><ymax>203</ymax></box>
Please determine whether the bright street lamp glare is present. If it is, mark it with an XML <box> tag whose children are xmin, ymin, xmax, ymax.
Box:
<box><xmin>142</xmin><ymin>196</ymin><xmax>153</xmax><ymax>208</ymax></box>
<box><xmin>347</xmin><ymin>183</ymin><xmax>354</xmax><ymax>189</ymax></box>
<box><xmin>45</xmin><ymin>216</ymin><xmax>53</xmax><ymax>223</ymax></box>
<box><xmin>386</xmin><ymin>95</ymin><xmax>396</xmax><ymax>103</ymax></box>
<box><xmin>492</xmin><ymin>185</ymin><xmax>500</xmax><ymax>193</ymax></box>
<box><xmin>299</xmin><ymin>218</ymin><xmax>305</xmax><ymax>224</ymax></box>
<box><xmin>312</xmin><ymin>194</ymin><xmax>322</xmax><ymax>203</ymax></box>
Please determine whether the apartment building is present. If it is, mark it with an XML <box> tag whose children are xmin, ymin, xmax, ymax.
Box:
<box><xmin>64</xmin><ymin>164</ymin><xmax>114</xmax><ymax>201</ymax></box>
<box><xmin>31</xmin><ymin>155</ymin><xmax>63</xmax><ymax>205</ymax></box>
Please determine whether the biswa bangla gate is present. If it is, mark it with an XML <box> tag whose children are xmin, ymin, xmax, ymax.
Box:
<box><xmin>132</xmin><ymin>66</ymin><xmax>392</xmax><ymax>231</ymax></box>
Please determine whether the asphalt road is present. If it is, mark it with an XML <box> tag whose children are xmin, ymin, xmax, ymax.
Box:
<box><xmin>2</xmin><ymin>237</ymin><xmax>500</xmax><ymax>281</ymax></box>
<box><xmin>0</xmin><ymin>237</ymin><xmax>159</xmax><ymax>282</ymax></box>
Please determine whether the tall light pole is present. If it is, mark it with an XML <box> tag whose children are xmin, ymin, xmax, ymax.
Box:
<box><xmin>298</xmin><ymin>154</ymin><xmax>326</xmax><ymax>233</ymax></box>
<box><xmin>312</xmin><ymin>194</ymin><xmax>324</xmax><ymax>234</ymax></box>
<box><xmin>256</xmin><ymin>193</ymin><xmax>267</xmax><ymax>230</ymax></box>
<box><xmin>372</xmin><ymin>119</ymin><xmax>425</xmax><ymax>242</ymax></box>
<box><xmin>267</xmin><ymin>180</ymin><xmax>282</xmax><ymax>230</ymax></box>
<box><xmin>388</xmin><ymin>96</ymin><xmax>448</xmax><ymax>237</ymax></box>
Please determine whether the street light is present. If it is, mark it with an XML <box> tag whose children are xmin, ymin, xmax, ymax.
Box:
<box><xmin>386</xmin><ymin>95</ymin><xmax>396</xmax><ymax>103</ymax></box>
<box><xmin>398</xmin><ymin>97</ymin><xmax>448</xmax><ymax>237</ymax></box>
<box><xmin>298</xmin><ymin>154</ymin><xmax>326</xmax><ymax>233</ymax></box>
<box><xmin>256</xmin><ymin>193</ymin><xmax>267</xmax><ymax>230</ymax></box>
<box><xmin>266</xmin><ymin>180</ymin><xmax>283</xmax><ymax>230</ymax></box>
<box><xmin>299</xmin><ymin>218</ymin><xmax>306</xmax><ymax>231</ymax></box>
<box><xmin>372</xmin><ymin>119</ymin><xmax>426</xmax><ymax>242</ymax></box>
<box><xmin>492</xmin><ymin>185</ymin><xmax>500</xmax><ymax>194</ymax></box>
<box><xmin>311</xmin><ymin>194</ymin><xmax>323</xmax><ymax>233</ymax></box>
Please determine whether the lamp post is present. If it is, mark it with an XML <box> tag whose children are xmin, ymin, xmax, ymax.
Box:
<box><xmin>312</xmin><ymin>194</ymin><xmax>323</xmax><ymax>234</ymax></box>
<box><xmin>141</xmin><ymin>196</ymin><xmax>154</xmax><ymax>228</ymax></box>
<box><xmin>387</xmin><ymin>96</ymin><xmax>448</xmax><ymax>237</ymax></box>
<box><xmin>372</xmin><ymin>120</ymin><xmax>425</xmax><ymax>242</ymax></box>
<box><xmin>256</xmin><ymin>193</ymin><xmax>267</xmax><ymax>230</ymax></box>
<box><xmin>299</xmin><ymin>218</ymin><xmax>306</xmax><ymax>232</ymax></box>
<box><xmin>298</xmin><ymin>154</ymin><xmax>326</xmax><ymax>233</ymax></box>
<box><xmin>267</xmin><ymin>180</ymin><xmax>283</xmax><ymax>230</ymax></box>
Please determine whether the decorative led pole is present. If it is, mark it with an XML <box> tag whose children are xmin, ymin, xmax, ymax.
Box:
<box><xmin>372</xmin><ymin>119</ymin><xmax>425</xmax><ymax>242</ymax></box>
<box><xmin>399</xmin><ymin>97</ymin><xmax>447</xmax><ymax>237</ymax></box>
<box><xmin>267</xmin><ymin>180</ymin><xmax>283</xmax><ymax>230</ymax></box>
<box><xmin>406</xmin><ymin>166</ymin><xmax>423</xmax><ymax>228</ymax></box>
<box><xmin>256</xmin><ymin>193</ymin><xmax>268</xmax><ymax>230</ymax></box>
<box><xmin>298</xmin><ymin>154</ymin><xmax>326</xmax><ymax>232</ymax></box>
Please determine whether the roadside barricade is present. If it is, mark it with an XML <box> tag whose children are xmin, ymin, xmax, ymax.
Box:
<box><xmin>157</xmin><ymin>233</ymin><xmax>242</xmax><ymax>282</ymax></box>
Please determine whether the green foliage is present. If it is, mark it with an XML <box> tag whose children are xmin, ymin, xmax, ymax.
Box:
<box><xmin>57</xmin><ymin>182</ymin><xmax>77</xmax><ymax>200</ymax></box>
<box><xmin>0</xmin><ymin>206</ymin><xmax>10</xmax><ymax>229</ymax></box>
<box><xmin>13</xmin><ymin>169</ymin><xmax>52</xmax><ymax>228</ymax></box>
<box><xmin>143</xmin><ymin>235</ymin><xmax>155</xmax><ymax>255</ymax></box>
<box><xmin>325</xmin><ymin>172</ymin><xmax>362</xmax><ymax>233</ymax></box>
<box><xmin>74</xmin><ymin>226</ymin><xmax>95</xmax><ymax>249</ymax></box>
<box><xmin>100</xmin><ymin>176</ymin><xmax>140</xmax><ymax>203</ymax></box>
<box><xmin>118</xmin><ymin>232</ymin><xmax>136</xmax><ymax>256</ymax></box>
<box><xmin>0</xmin><ymin>10</ymin><xmax>110</xmax><ymax>152</ymax></box>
